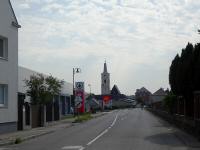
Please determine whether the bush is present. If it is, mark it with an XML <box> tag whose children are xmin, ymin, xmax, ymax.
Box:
<box><xmin>15</xmin><ymin>138</ymin><xmax>22</xmax><ymax>144</ymax></box>
<box><xmin>163</xmin><ymin>93</ymin><xmax>177</xmax><ymax>114</ymax></box>
<box><xmin>74</xmin><ymin>113</ymin><xmax>93</xmax><ymax>123</ymax></box>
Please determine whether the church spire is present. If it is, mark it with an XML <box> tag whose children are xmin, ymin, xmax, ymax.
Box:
<box><xmin>101</xmin><ymin>61</ymin><xmax>110</xmax><ymax>95</ymax></box>
<box><xmin>103</xmin><ymin>61</ymin><xmax>107</xmax><ymax>73</ymax></box>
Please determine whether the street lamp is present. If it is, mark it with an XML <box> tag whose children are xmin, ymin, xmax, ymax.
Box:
<box><xmin>88</xmin><ymin>84</ymin><xmax>93</xmax><ymax>113</ymax></box>
<box><xmin>72</xmin><ymin>68</ymin><xmax>81</xmax><ymax>116</ymax></box>
<box><xmin>88</xmin><ymin>84</ymin><xmax>91</xmax><ymax>95</ymax></box>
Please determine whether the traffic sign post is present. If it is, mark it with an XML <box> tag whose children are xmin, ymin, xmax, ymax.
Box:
<box><xmin>74</xmin><ymin>96</ymin><xmax>82</xmax><ymax>117</ymax></box>
<box><xmin>75</xmin><ymin>82</ymin><xmax>85</xmax><ymax>114</ymax></box>
<box><xmin>72</xmin><ymin>68</ymin><xmax>81</xmax><ymax>116</ymax></box>
<box><xmin>75</xmin><ymin>82</ymin><xmax>84</xmax><ymax>91</ymax></box>
<box><xmin>75</xmin><ymin>96</ymin><xmax>82</xmax><ymax>108</ymax></box>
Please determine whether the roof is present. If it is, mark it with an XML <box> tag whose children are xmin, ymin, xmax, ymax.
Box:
<box><xmin>8</xmin><ymin>0</ymin><xmax>21</xmax><ymax>28</ymax></box>
<box><xmin>111</xmin><ymin>85</ymin><xmax>121</xmax><ymax>95</ymax></box>
<box><xmin>103</xmin><ymin>61</ymin><xmax>108</xmax><ymax>73</ymax></box>
<box><xmin>137</xmin><ymin>87</ymin><xmax>151</xmax><ymax>94</ymax></box>
<box><xmin>153</xmin><ymin>88</ymin><xmax>167</xmax><ymax>96</ymax></box>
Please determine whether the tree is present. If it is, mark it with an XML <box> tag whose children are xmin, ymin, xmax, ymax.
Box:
<box><xmin>193</xmin><ymin>43</ymin><xmax>200</xmax><ymax>90</ymax></box>
<box><xmin>169</xmin><ymin>54</ymin><xmax>180</xmax><ymax>94</ymax></box>
<box><xmin>163</xmin><ymin>93</ymin><xmax>177</xmax><ymax>114</ymax></box>
<box><xmin>45</xmin><ymin>75</ymin><xmax>64</xmax><ymax>102</ymax></box>
<box><xmin>25</xmin><ymin>74</ymin><xmax>63</xmax><ymax>105</ymax></box>
<box><xmin>25</xmin><ymin>74</ymin><xmax>46</xmax><ymax>105</ymax></box>
<box><xmin>169</xmin><ymin>43</ymin><xmax>194</xmax><ymax>97</ymax></box>
<box><xmin>169</xmin><ymin>43</ymin><xmax>200</xmax><ymax>116</ymax></box>
<box><xmin>179</xmin><ymin>43</ymin><xmax>193</xmax><ymax>98</ymax></box>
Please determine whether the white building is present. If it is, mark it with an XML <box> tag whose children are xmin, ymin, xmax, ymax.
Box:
<box><xmin>18</xmin><ymin>66</ymin><xmax>73</xmax><ymax>96</ymax></box>
<box><xmin>101</xmin><ymin>62</ymin><xmax>110</xmax><ymax>95</ymax></box>
<box><xmin>0</xmin><ymin>0</ymin><xmax>20</xmax><ymax>133</ymax></box>
<box><xmin>18</xmin><ymin>66</ymin><xmax>73</xmax><ymax>129</ymax></box>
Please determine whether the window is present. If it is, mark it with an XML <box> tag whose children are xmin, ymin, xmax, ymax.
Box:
<box><xmin>0</xmin><ymin>37</ymin><xmax>8</xmax><ymax>59</ymax></box>
<box><xmin>0</xmin><ymin>84</ymin><xmax>8</xmax><ymax>107</ymax></box>
<box><xmin>0</xmin><ymin>39</ymin><xmax>3</xmax><ymax>57</ymax></box>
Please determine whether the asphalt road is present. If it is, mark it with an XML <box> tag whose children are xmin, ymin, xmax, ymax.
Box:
<box><xmin>2</xmin><ymin>109</ymin><xmax>200</xmax><ymax>150</ymax></box>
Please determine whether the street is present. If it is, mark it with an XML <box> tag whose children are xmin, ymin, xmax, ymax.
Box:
<box><xmin>2</xmin><ymin>109</ymin><xmax>199</xmax><ymax>150</ymax></box>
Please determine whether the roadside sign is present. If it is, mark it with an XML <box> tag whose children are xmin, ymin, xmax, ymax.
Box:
<box><xmin>75</xmin><ymin>96</ymin><xmax>82</xmax><ymax>103</ymax></box>
<box><xmin>75</xmin><ymin>82</ymin><xmax>85</xmax><ymax>113</ymax></box>
<box><xmin>103</xmin><ymin>95</ymin><xmax>111</xmax><ymax>104</ymax></box>
<box><xmin>75</xmin><ymin>82</ymin><xmax>84</xmax><ymax>91</ymax></box>
<box><xmin>75</xmin><ymin>96</ymin><xmax>82</xmax><ymax>108</ymax></box>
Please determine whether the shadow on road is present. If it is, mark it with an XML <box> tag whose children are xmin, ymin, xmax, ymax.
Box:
<box><xmin>145</xmin><ymin>132</ymin><xmax>185</xmax><ymax>147</ymax></box>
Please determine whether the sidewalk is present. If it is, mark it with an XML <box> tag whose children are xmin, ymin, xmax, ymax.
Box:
<box><xmin>0</xmin><ymin>112</ymin><xmax>106</xmax><ymax>146</ymax></box>
<box><xmin>147</xmin><ymin>109</ymin><xmax>200</xmax><ymax>148</ymax></box>
<box><xmin>173</xmin><ymin>128</ymin><xmax>200</xmax><ymax>148</ymax></box>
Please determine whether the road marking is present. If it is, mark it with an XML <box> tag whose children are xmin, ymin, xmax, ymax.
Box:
<box><xmin>86</xmin><ymin>113</ymin><xmax>119</xmax><ymax>146</ymax></box>
<box><xmin>110</xmin><ymin>114</ymin><xmax>118</xmax><ymax>127</ymax></box>
<box><xmin>61</xmin><ymin>146</ymin><xmax>85</xmax><ymax>150</ymax></box>
<box><xmin>87</xmin><ymin>129</ymin><xmax>108</xmax><ymax>146</ymax></box>
<box><xmin>0</xmin><ymin>147</ymin><xmax>18</xmax><ymax>150</ymax></box>
<box><xmin>0</xmin><ymin>148</ymin><xmax>15</xmax><ymax>150</ymax></box>
<box><xmin>62</xmin><ymin>112</ymin><xmax>119</xmax><ymax>150</ymax></box>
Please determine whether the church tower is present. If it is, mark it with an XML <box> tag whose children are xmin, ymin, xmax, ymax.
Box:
<box><xmin>101</xmin><ymin>61</ymin><xmax>110</xmax><ymax>95</ymax></box>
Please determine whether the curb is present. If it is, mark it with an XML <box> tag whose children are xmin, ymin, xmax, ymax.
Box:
<box><xmin>0</xmin><ymin>130</ymin><xmax>54</xmax><ymax>147</ymax></box>
<box><xmin>22</xmin><ymin>130</ymin><xmax>55</xmax><ymax>141</ymax></box>
<box><xmin>92</xmin><ymin>113</ymin><xmax>106</xmax><ymax>118</ymax></box>
<box><xmin>0</xmin><ymin>141</ymin><xmax>13</xmax><ymax>147</ymax></box>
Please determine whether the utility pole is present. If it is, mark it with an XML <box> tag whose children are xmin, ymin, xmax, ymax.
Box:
<box><xmin>73</xmin><ymin>68</ymin><xmax>75</xmax><ymax>116</ymax></box>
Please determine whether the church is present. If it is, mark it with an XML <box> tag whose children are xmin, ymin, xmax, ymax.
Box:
<box><xmin>92</xmin><ymin>61</ymin><xmax>130</xmax><ymax>110</ymax></box>
<box><xmin>101</xmin><ymin>61</ymin><xmax>110</xmax><ymax>95</ymax></box>
<box><xmin>101</xmin><ymin>61</ymin><xmax>122</xmax><ymax>96</ymax></box>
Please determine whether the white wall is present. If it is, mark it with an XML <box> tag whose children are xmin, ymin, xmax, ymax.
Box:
<box><xmin>0</xmin><ymin>0</ymin><xmax>18</xmax><ymax>123</ymax></box>
<box><xmin>150</xmin><ymin>95</ymin><xmax>166</xmax><ymax>104</ymax></box>
<box><xmin>60</xmin><ymin>81</ymin><xmax>73</xmax><ymax>96</ymax></box>
<box><xmin>18</xmin><ymin>66</ymin><xmax>73</xmax><ymax>98</ymax></box>
<box><xmin>101</xmin><ymin>73</ymin><xmax>110</xmax><ymax>95</ymax></box>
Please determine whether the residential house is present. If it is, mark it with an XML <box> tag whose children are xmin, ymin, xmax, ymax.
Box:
<box><xmin>135</xmin><ymin>87</ymin><xmax>152</xmax><ymax>106</ymax></box>
<box><xmin>150</xmin><ymin>88</ymin><xmax>168</xmax><ymax>110</ymax></box>
<box><xmin>0</xmin><ymin>0</ymin><xmax>20</xmax><ymax>134</ymax></box>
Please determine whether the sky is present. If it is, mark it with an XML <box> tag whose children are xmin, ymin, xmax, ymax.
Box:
<box><xmin>11</xmin><ymin>0</ymin><xmax>200</xmax><ymax>95</ymax></box>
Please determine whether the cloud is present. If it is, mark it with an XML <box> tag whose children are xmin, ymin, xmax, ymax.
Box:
<box><xmin>11</xmin><ymin>0</ymin><xmax>200</xmax><ymax>94</ymax></box>
<box><xmin>18</xmin><ymin>3</ymin><xmax>30</xmax><ymax>9</ymax></box>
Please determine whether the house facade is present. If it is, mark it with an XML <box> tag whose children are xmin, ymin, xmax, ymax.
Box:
<box><xmin>0</xmin><ymin>0</ymin><xmax>20</xmax><ymax>134</ymax></box>
<box><xmin>135</xmin><ymin>87</ymin><xmax>152</xmax><ymax>105</ymax></box>
<box><xmin>150</xmin><ymin>88</ymin><xmax>168</xmax><ymax>110</ymax></box>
